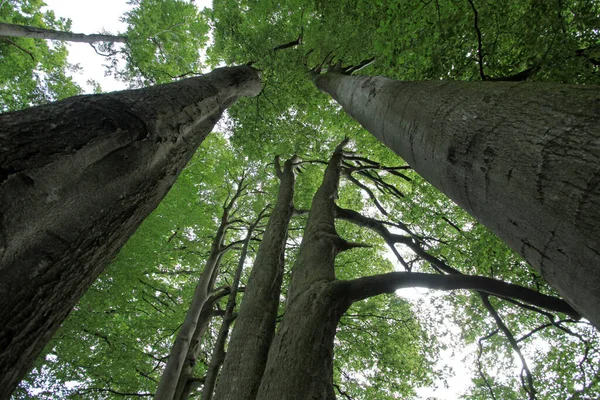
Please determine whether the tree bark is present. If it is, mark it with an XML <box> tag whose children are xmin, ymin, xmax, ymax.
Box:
<box><xmin>0</xmin><ymin>65</ymin><xmax>261</xmax><ymax>398</ymax></box>
<box><xmin>213</xmin><ymin>158</ymin><xmax>297</xmax><ymax>400</ymax></box>
<box><xmin>174</xmin><ymin>289</ymin><xmax>229</xmax><ymax>400</ymax></box>
<box><xmin>0</xmin><ymin>22</ymin><xmax>128</xmax><ymax>43</ymax></box>
<box><xmin>155</xmin><ymin>216</ymin><xmax>228</xmax><ymax>400</ymax></box>
<box><xmin>256</xmin><ymin>142</ymin><xmax>352</xmax><ymax>400</ymax></box>
<box><xmin>313</xmin><ymin>72</ymin><xmax>600</xmax><ymax>328</ymax></box>
<box><xmin>200</xmin><ymin>209</ymin><xmax>262</xmax><ymax>400</ymax></box>
<box><xmin>156</xmin><ymin>179</ymin><xmax>248</xmax><ymax>400</ymax></box>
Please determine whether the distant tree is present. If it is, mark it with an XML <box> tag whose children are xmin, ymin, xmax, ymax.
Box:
<box><xmin>0</xmin><ymin>22</ymin><xmax>127</xmax><ymax>43</ymax></box>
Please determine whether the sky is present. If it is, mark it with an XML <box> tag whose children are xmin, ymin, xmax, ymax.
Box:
<box><xmin>37</xmin><ymin>1</ymin><xmax>473</xmax><ymax>398</ymax></box>
<box><xmin>44</xmin><ymin>0</ymin><xmax>131</xmax><ymax>92</ymax></box>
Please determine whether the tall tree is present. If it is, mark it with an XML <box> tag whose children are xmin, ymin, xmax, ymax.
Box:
<box><xmin>206</xmin><ymin>0</ymin><xmax>600</xmax><ymax>325</ymax></box>
<box><xmin>0</xmin><ymin>65</ymin><xmax>261</xmax><ymax>398</ymax></box>
<box><xmin>155</xmin><ymin>174</ymin><xmax>249</xmax><ymax>400</ymax></box>
<box><xmin>311</xmin><ymin>65</ymin><xmax>600</xmax><ymax>328</ymax></box>
<box><xmin>255</xmin><ymin>141</ymin><xmax>581</xmax><ymax>399</ymax></box>
<box><xmin>212</xmin><ymin>156</ymin><xmax>297</xmax><ymax>400</ymax></box>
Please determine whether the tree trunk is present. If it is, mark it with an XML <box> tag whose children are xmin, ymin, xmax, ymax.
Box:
<box><xmin>174</xmin><ymin>289</ymin><xmax>229</xmax><ymax>400</ymax></box>
<box><xmin>0</xmin><ymin>22</ymin><xmax>128</xmax><ymax>43</ymax></box>
<box><xmin>156</xmin><ymin>178</ymin><xmax>250</xmax><ymax>400</ymax></box>
<box><xmin>200</xmin><ymin>210</ymin><xmax>261</xmax><ymax>400</ymax></box>
<box><xmin>213</xmin><ymin>158</ymin><xmax>296</xmax><ymax>400</ymax></box>
<box><xmin>256</xmin><ymin>143</ymin><xmax>352</xmax><ymax>400</ymax></box>
<box><xmin>313</xmin><ymin>72</ymin><xmax>600</xmax><ymax>328</ymax></box>
<box><xmin>155</xmin><ymin>217</ymin><xmax>228</xmax><ymax>400</ymax></box>
<box><xmin>0</xmin><ymin>65</ymin><xmax>261</xmax><ymax>398</ymax></box>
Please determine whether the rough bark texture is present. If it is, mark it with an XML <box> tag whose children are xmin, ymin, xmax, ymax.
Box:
<box><xmin>256</xmin><ymin>144</ymin><xmax>351</xmax><ymax>400</ymax></box>
<box><xmin>314</xmin><ymin>73</ymin><xmax>600</xmax><ymax>328</ymax></box>
<box><xmin>0</xmin><ymin>22</ymin><xmax>128</xmax><ymax>43</ymax></box>
<box><xmin>0</xmin><ymin>65</ymin><xmax>261</xmax><ymax>398</ymax></box>
<box><xmin>213</xmin><ymin>158</ymin><xmax>296</xmax><ymax>400</ymax></box>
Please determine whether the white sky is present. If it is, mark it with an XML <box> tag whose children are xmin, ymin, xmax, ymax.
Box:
<box><xmin>38</xmin><ymin>1</ymin><xmax>473</xmax><ymax>399</ymax></box>
<box><xmin>44</xmin><ymin>0</ymin><xmax>131</xmax><ymax>92</ymax></box>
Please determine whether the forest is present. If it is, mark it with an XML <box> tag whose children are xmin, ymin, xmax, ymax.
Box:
<box><xmin>1</xmin><ymin>0</ymin><xmax>599</xmax><ymax>399</ymax></box>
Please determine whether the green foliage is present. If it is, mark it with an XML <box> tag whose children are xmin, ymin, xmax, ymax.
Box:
<box><xmin>115</xmin><ymin>0</ymin><xmax>210</xmax><ymax>86</ymax></box>
<box><xmin>0</xmin><ymin>0</ymin><xmax>82</xmax><ymax>111</ymax></box>
<box><xmin>335</xmin><ymin>295</ymin><xmax>440</xmax><ymax>399</ymax></box>
<box><xmin>12</xmin><ymin>0</ymin><xmax>600</xmax><ymax>398</ymax></box>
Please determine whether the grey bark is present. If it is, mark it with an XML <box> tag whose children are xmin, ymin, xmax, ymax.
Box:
<box><xmin>0</xmin><ymin>65</ymin><xmax>261</xmax><ymax>398</ymax></box>
<box><xmin>174</xmin><ymin>288</ymin><xmax>229</xmax><ymax>400</ymax></box>
<box><xmin>213</xmin><ymin>157</ymin><xmax>297</xmax><ymax>400</ymax></box>
<box><xmin>0</xmin><ymin>22</ymin><xmax>128</xmax><ymax>43</ymax></box>
<box><xmin>256</xmin><ymin>143</ymin><xmax>352</xmax><ymax>400</ymax></box>
<box><xmin>201</xmin><ymin>210</ymin><xmax>263</xmax><ymax>400</ymax></box>
<box><xmin>313</xmin><ymin>72</ymin><xmax>600</xmax><ymax>328</ymax></box>
<box><xmin>156</xmin><ymin>180</ymin><xmax>248</xmax><ymax>400</ymax></box>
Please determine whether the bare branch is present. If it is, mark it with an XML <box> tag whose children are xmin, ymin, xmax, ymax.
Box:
<box><xmin>342</xmin><ymin>271</ymin><xmax>579</xmax><ymax>317</ymax></box>
<box><xmin>466</xmin><ymin>0</ymin><xmax>486</xmax><ymax>80</ymax></box>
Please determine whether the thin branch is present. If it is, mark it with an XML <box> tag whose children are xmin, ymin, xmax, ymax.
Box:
<box><xmin>333</xmin><ymin>383</ymin><xmax>355</xmax><ymax>400</ymax></box>
<box><xmin>343</xmin><ymin>171</ymin><xmax>389</xmax><ymax>216</ymax></box>
<box><xmin>2</xmin><ymin>37</ymin><xmax>35</xmax><ymax>60</ymax></box>
<box><xmin>335</xmin><ymin>206</ymin><xmax>410</xmax><ymax>270</ymax></box>
<box><xmin>466</xmin><ymin>0</ymin><xmax>486</xmax><ymax>80</ymax></box>
<box><xmin>273</xmin><ymin>35</ymin><xmax>302</xmax><ymax>52</ymax></box>
<box><xmin>480</xmin><ymin>295</ymin><xmax>536</xmax><ymax>399</ymax></box>
<box><xmin>477</xmin><ymin>329</ymin><xmax>499</xmax><ymax>400</ymax></box>
<box><xmin>76</xmin><ymin>388</ymin><xmax>153</xmax><ymax>397</ymax></box>
<box><xmin>89</xmin><ymin>42</ymin><xmax>117</xmax><ymax>57</ymax></box>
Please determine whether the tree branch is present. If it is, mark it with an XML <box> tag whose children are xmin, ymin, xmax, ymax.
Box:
<box><xmin>76</xmin><ymin>388</ymin><xmax>153</xmax><ymax>397</ymax></box>
<box><xmin>480</xmin><ymin>295</ymin><xmax>536</xmax><ymax>399</ymax></box>
<box><xmin>342</xmin><ymin>272</ymin><xmax>579</xmax><ymax>317</ymax></box>
<box><xmin>2</xmin><ymin>37</ymin><xmax>35</xmax><ymax>61</ymax></box>
<box><xmin>466</xmin><ymin>0</ymin><xmax>486</xmax><ymax>80</ymax></box>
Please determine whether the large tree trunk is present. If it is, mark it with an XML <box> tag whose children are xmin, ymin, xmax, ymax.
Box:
<box><xmin>313</xmin><ymin>72</ymin><xmax>600</xmax><ymax>328</ymax></box>
<box><xmin>0</xmin><ymin>65</ymin><xmax>261</xmax><ymax>398</ymax></box>
<box><xmin>0</xmin><ymin>22</ymin><xmax>128</xmax><ymax>43</ymax></box>
<box><xmin>256</xmin><ymin>143</ymin><xmax>352</xmax><ymax>400</ymax></box>
<box><xmin>213</xmin><ymin>158</ymin><xmax>296</xmax><ymax>400</ymax></box>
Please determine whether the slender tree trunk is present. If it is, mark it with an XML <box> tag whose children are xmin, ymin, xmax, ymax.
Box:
<box><xmin>155</xmin><ymin>219</ymin><xmax>228</xmax><ymax>400</ymax></box>
<box><xmin>174</xmin><ymin>289</ymin><xmax>228</xmax><ymax>400</ymax></box>
<box><xmin>0</xmin><ymin>22</ymin><xmax>128</xmax><ymax>43</ymax></box>
<box><xmin>201</xmin><ymin>212</ymin><xmax>260</xmax><ymax>400</ymax></box>
<box><xmin>0</xmin><ymin>65</ymin><xmax>261</xmax><ymax>398</ymax></box>
<box><xmin>213</xmin><ymin>158</ymin><xmax>297</xmax><ymax>400</ymax></box>
<box><xmin>256</xmin><ymin>143</ymin><xmax>352</xmax><ymax>400</ymax></box>
<box><xmin>313</xmin><ymin>72</ymin><xmax>600</xmax><ymax>328</ymax></box>
<box><xmin>156</xmin><ymin>178</ymin><xmax>249</xmax><ymax>400</ymax></box>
